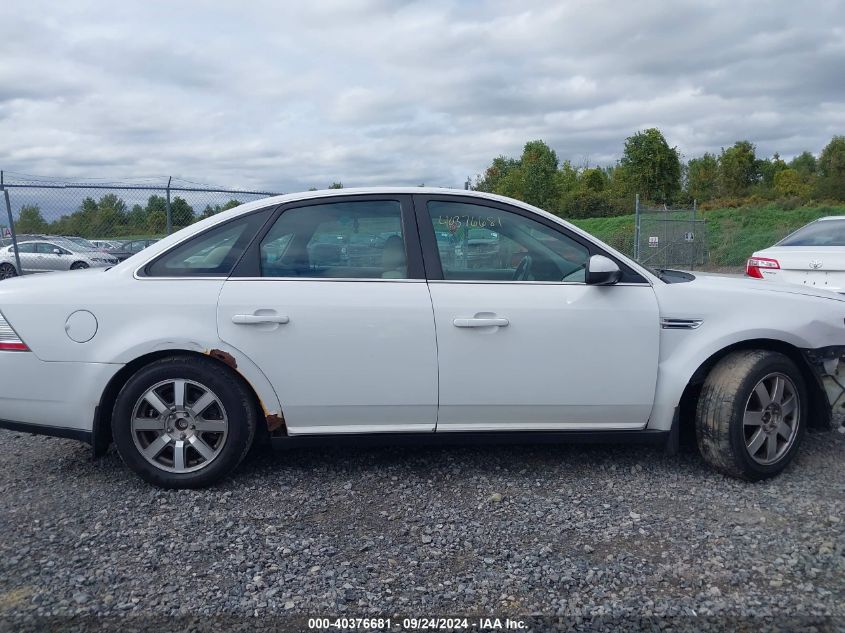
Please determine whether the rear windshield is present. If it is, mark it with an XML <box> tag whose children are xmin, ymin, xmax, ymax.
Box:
<box><xmin>777</xmin><ymin>219</ymin><xmax>845</xmax><ymax>246</ymax></box>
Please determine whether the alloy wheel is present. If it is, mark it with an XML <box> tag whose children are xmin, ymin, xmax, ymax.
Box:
<box><xmin>743</xmin><ymin>372</ymin><xmax>800</xmax><ymax>465</ymax></box>
<box><xmin>131</xmin><ymin>379</ymin><xmax>229</xmax><ymax>473</ymax></box>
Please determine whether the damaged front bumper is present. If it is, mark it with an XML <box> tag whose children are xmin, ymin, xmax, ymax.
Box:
<box><xmin>803</xmin><ymin>346</ymin><xmax>845</xmax><ymax>431</ymax></box>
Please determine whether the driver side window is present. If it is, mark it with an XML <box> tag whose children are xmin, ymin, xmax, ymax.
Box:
<box><xmin>425</xmin><ymin>201</ymin><xmax>588</xmax><ymax>282</ymax></box>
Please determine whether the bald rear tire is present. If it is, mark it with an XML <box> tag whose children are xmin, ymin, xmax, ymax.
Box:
<box><xmin>696</xmin><ymin>350</ymin><xmax>806</xmax><ymax>481</ymax></box>
<box><xmin>112</xmin><ymin>355</ymin><xmax>257</xmax><ymax>488</ymax></box>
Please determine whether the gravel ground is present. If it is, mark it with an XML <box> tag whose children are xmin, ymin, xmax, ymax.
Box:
<box><xmin>0</xmin><ymin>427</ymin><xmax>843</xmax><ymax>632</ymax></box>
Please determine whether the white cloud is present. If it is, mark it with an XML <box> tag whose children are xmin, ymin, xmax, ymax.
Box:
<box><xmin>0</xmin><ymin>0</ymin><xmax>842</xmax><ymax>191</ymax></box>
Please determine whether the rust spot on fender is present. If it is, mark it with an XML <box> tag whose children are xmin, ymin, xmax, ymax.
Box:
<box><xmin>266</xmin><ymin>413</ymin><xmax>287</xmax><ymax>433</ymax></box>
<box><xmin>208</xmin><ymin>348</ymin><xmax>238</xmax><ymax>369</ymax></box>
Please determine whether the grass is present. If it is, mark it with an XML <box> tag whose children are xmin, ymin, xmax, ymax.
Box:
<box><xmin>570</xmin><ymin>205</ymin><xmax>845</xmax><ymax>267</ymax></box>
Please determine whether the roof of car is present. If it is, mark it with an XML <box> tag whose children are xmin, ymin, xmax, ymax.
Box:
<box><xmin>818</xmin><ymin>216</ymin><xmax>845</xmax><ymax>221</ymax></box>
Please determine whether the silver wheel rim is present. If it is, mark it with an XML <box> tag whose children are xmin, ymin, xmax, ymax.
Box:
<box><xmin>131</xmin><ymin>379</ymin><xmax>228</xmax><ymax>474</ymax></box>
<box><xmin>743</xmin><ymin>372</ymin><xmax>800</xmax><ymax>466</ymax></box>
<box><xmin>0</xmin><ymin>264</ymin><xmax>16</xmax><ymax>279</ymax></box>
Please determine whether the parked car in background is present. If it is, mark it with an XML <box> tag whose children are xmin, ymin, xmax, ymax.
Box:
<box><xmin>61</xmin><ymin>236</ymin><xmax>101</xmax><ymax>251</ymax></box>
<box><xmin>747</xmin><ymin>216</ymin><xmax>845</xmax><ymax>293</ymax></box>
<box><xmin>90</xmin><ymin>239</ymin><xmax>125</xmax><ymax>250</ymax></box>
<box><xmin>0</xmin><ymin>188</ymin><xmax>842</xmax><ymax>489</ymax></box>
<box><xmin>0</xmin><ymin>238</ymin><xmax>118</xmax><ymax>279</ymax></box>
<box><xmin>106</xmin><ymin>238</ymin><xmax>160</xmax><ymax>262</ymax></box>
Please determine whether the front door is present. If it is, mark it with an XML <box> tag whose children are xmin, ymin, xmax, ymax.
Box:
<box><xmin>217</xmin><ymin>195</ymin><xmax>438</xmax><ymax>435</ymax></box>
<box><xmin>416</xmin><ymin>195</ymin><xmax>660</xmax><ymax>432</ymax></box>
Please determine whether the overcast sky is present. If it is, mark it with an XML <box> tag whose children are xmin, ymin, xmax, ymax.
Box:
<box><xmin>1</xmin><ymin>0</ymin><xmax>843</xmax><ymax>192</ymax></box>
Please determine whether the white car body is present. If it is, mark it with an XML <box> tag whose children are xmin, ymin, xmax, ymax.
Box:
<box><xmin>747</xmin><ymin>216</ymin><xmax>845</xmax><ymax>293</ymax></box>
<box><xmin>0</xmin><ymin>188</ymin><xmax>843</xmax><ymax>485</ymax></box>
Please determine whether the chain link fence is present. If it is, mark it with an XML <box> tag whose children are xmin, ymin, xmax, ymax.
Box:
<box><xmin>633</xmin><ymin>196</ymin><xmax>708</xmax><ymax>270</ymax></box>
<box><xmin>0</xmin><ymin>173</ymin><xmax>281</xmax><ymax>276</ymax></box>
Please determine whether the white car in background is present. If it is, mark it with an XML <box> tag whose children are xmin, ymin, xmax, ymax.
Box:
<box><xmin>747</xmin><ymin>216</ymin><xmax>845</xmax><ymax>293</ymax></box>
<box><xmin>0</xmin><ymin>188</ymin><xmax>843</xmax><ymax>489</ymax></box>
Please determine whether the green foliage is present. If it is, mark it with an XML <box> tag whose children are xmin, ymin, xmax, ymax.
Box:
<box><xmin>170</xmin><ymin>196</ymin><xmax>194</xmax><ymax>227</ymax></box>
<box><xmin>619</xmin><ymin>128</ymin><xmax>681</xmax><ymax>203</ymax></box>
<box><xmin>686</xmin><ymin>153</ymin><xmax>719</xmax><ymax>202</ymax></box>
<box><xmin>519</xmin><ymin>140</ymin><xmax>560</xmax><ymax>210</ymax></box>
<box><xmin>819</xmin><ymin>136</ymin><xmax>845</xmax><ymax>179</ymax></box>
<box><xmin>329</xmin><ymin>182</ymin><xmax>344</xmax><ymax>189</ymax></box>
<box><xmin>773</xmin><ymin>169</ymin><xmax>808</xmax><ymax>197</ymax></box>
<box><xmin>719</xmin><ymin>141</ymin><xmax>758</xmax><ymax>195</ymax></box>
<box><xmin>789</xmin><ymin>151</ymin><xmax>817</xmax><ymax>175</ymax></box>
<box><xmin>16</xmin><ymin>205</ymin><xmax>48</xmax><ymax>233</ymax></box>
<box><xmin>580</xmin><ymin>168</ymin><xmax>606</xmax><ymax>192</ymax></box>
<box><xmin>758</xmin><ymin>153</ymin><xmax>787</xmax><ymax>188</ymax></box>
<box><xmin>475</xmin><ymin>156</ymin><xmax>521</xmax><ymax>193</ymax></box>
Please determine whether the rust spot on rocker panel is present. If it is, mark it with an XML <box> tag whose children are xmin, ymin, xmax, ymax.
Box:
<box><xmin>266</xmin><ymin>413</ymin><xmax>287</xmax><ymax>434</ymax></box>
<box><xmin>208</xmin><ymin>348</ymin><xmax>238</xmax><ymax>369</ymax></box>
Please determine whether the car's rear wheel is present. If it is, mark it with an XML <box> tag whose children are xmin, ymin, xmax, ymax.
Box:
<box><xmin>0</xmin><ymin>263</ymin><xmax>17</xmax><ymax>280</ymax></box>
<box><xmin>70</xmin><ymin>261</ymin><xmax>89</xmax><ymax>270</ymax></box>
<box><xmin>696</xmin><ymin>350</ymin><xmax>806</xmax><ymax>480</ymax></box>
<box><xmin>112</xmin><ymin>355</ymin><xmax>257</xmax><ymax>488</ymax></box>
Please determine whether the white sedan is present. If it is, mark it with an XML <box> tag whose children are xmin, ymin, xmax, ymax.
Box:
<box><xmin>747</xmin><ymin>216</ymin><xmax>845</xmax><ymax>293</ymax></box>
<box><xmin>0</xmin><ymin>188</ymin><xmax>843</xmax><ymax>488</ymax></box>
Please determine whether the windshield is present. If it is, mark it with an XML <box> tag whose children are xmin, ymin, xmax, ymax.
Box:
<box><xmin>777</xmin><ymin>219</ymin><xmax>845</xmax><ymax>246</ymax></box>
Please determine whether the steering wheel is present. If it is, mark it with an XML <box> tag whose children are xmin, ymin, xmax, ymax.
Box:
<box><xmin>512</xmin><ymin>255</ymin><xmax>533</xmax><ymax>281</ymax></box>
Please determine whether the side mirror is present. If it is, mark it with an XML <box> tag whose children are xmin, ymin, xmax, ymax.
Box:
<box><xmin>585</xmin><ymin>254</ymin><xmax>621</xmax><ymax>286</ymax></box>
<box><xmin>53</xmin><ymin>248</ymin><xmax>63</xmax><ymax>255</ymax></box>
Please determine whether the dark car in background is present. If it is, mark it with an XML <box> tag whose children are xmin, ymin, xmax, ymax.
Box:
<box><xmin>107</xmin><ymin>238</ymin><xmax>160</xmax><ymax>262</ymax></box>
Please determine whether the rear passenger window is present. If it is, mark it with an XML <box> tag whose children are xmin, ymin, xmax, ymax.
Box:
<box><xmin>260</xmin><ymin>201</ymin><xmax>407</xmax><ymax>279</ymax></box>
<box><xmin>145</xmin><ymin>211</ymin><xmax>270</xmax><ymax>277</ymax></box>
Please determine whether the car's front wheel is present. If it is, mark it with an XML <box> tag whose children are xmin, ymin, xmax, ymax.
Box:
<box><xmin>696</xmin><ymin>350</ymin><xmax>806</xmax><ymax>480</ymax></box>
<box><xmin>112</xmin><ymin>355</ymin><xmax>257</xmax><ymax>488</ymax></box>
<box><xmin>70</xmin><ymin>261</ymin><xmax>89</xmax><ymax>270</ymax></box>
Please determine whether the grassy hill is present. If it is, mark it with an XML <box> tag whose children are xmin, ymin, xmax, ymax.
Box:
<box><xmin>570</xmin><ymin>205</ymin><xmax>845</xmax><ymax>268</ymax></box>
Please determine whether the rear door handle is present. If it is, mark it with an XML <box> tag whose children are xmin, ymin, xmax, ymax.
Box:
<box><xmin>453</xmin><ymin>317</ymin><xmax>509</xmax><ymax>328</ymax></box>
<box><xmin>232</xmin><ymin>314</ymin><xmax>290</xmax><ymax>325</ymax></box>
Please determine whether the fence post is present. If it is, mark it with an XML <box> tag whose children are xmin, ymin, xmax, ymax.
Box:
<box><xmin>165</xmin><ymin>176</ymin><xmax>172</xmax><ymax>235</ymax></box>
<box><xmin>633</xmin><ymin>194</ymin><xmax>641</xmax><ymax>261</ymax></box>
<box><xmin>1</xmin><ymin>173</ymin><xmax>23</xmax><ymax>276</ymax></box>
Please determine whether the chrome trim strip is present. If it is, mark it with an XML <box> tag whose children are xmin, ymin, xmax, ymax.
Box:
<box><xmin>661</xmin><ymin>318</ymin><xmax>704</xmax><ymax>330</ymax></box>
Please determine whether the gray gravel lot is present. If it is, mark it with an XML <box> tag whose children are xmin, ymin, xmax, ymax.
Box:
<box><xmin>0</xmin><ymin>428</ymin><xmax>843</xmax><ymax>631</ymax></box>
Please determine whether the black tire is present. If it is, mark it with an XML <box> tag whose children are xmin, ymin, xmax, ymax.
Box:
<box><xmin>70</xmin><ymin>261</ymin><xmax>89</xmax><ymax>270</ymax></box>
<box><xmin>696</xmin><ymin>350</ymin><xmax>806</xmax><ymax>481</ymax></box>
<box><xmin>112</xmin><ymin>355</ymin><xmax>257</xmax><ymax>488</ymax></box>
<box><xmin>0</xmin><ymin>263</ymin><xmax>17</xmax><ymax>280</ymax></box>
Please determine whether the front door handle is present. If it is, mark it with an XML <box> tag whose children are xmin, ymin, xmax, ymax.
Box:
<box><xmin>453</xmin><ymin>317</ymin><xmax>509</xmax><ymax>328</ymax></box>
<box><xmin>232</xmin><ymin>314</ymin><xmax>290</xmax><ymax>325</ymax></box>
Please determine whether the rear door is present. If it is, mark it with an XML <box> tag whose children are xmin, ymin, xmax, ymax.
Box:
<box><xmin>416</xmin><ymin>194</ymin><xmax>660</xmax><ymax>432</ymax></box>
<box><xmin>217</xmin><ymin>195</ymin><xmax>438</xmax><ymax>435</ymax></box>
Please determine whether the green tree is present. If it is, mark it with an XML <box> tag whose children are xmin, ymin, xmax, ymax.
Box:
<box><xmin>128</xmin><ymin>204</ymin><xmax>147</xmax><ymax>229</ymax></box>
<box><xmin>686</xmin><ymin>153</ymin><xmax>719</xmax><ymax>201</ymax></box>
<box><xmin>95</xmin><ymin>193</ymin><xmax>128</xmax><ymax>236</ymax></box>
<box><xmin>474</xmin><ymin>156</ymin><xmax>521</xmax><ymax>193</ymax></box>
<box><xmin>170</xmin><ymin>196</ymin><xmax>194</xmax><ymax>227</ymax></box>
<box><xmin>773</xmin><ymin>169</ymin><xmax>809</xmax><ymax>197</ymax></box>
<box><xmin>16</xmin><ymin>205</ymin><xmax>48</xmax><ymax>233</ymax></box>
<box><xmin>519</xmin><ymin>140</ymin><xmax>559</xmax><ymax>210</ymax></box>
<box><xmin>329</xmin><ymin>182</ymin><xmax>344</xmax><ymax>189</ymax></box>
<box><xmin>580</xmin><ymin>168</ymin><xmax>606</xmax><ymax>192</ymax></box>
<box><xmin>816</xmin><ymin>136</ymin><xmax>845</xmax><ymax>200</ymax></box>
<box><xmin>145</xmin><ymin>195</ymin><xmax>167</xmax><ymax>234</ymax></box>
<box><xmin>758</xmin><ymin>153</ymin><xmax>787</xmax><ymax>189</ymax></box>
<box><xmin>789</xmin><ymin>151</ymin><xmax>817</xmax><ymax>176</ymax></box>
<box><xmin>719</xmin><ymin>141</ymin><xmax>758</xmax><ymax>196</ymax></box>
<box><xmin>619</xmin><ymin>128</ymin><xmax>681</xmax><ymax>203</ymax></box>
